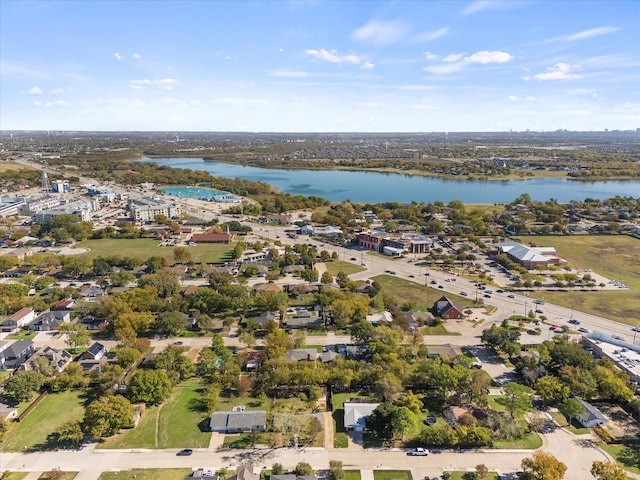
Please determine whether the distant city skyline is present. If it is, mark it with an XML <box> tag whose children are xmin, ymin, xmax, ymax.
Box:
<box><xmin>1</xmin><ymin>0</ymin><xmax>639</xmax><ymax>132</ymax></box>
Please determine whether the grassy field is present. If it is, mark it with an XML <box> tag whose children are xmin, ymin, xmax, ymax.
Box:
<box><xmin>0</xmin><ymin>162</ymin><xmax>35</xmax><ymax>172</ymax></box>
<box><xmin>372</xmin><ymin>275</ymin><xmax>472</xmax><ymax>311</ymax></box>
<box><xmin>447</xmin><ymin>473</ymin><xmax>500</xmax><ymax>480</ymax></box>
<box><xmin>493</xmin><ymin>431</ymin><xmax>542</xmax><ymax>449</ymax></box>
<box><xmin>373</xmin><ymin>471</ymin><xmax>412</xmax><ymax>480</ymax></box>
<box><xmin>516</xmin><ymin>235</ymin><xmax>640</xmax><ymax>324</ymax></box>
<box><xmin>99</xmin><ymin>379</ymin><xmax>211</xmax><ymax>449</ymax></box>
<box><xmin>75</xmin><ymin>238</ymin><xmax>234</xmax><ymax>264</ymax></box>
<box><xmin>0</xmin><ymin>390</ymin><xmax>86</xmax><ymax>452</ymax></box>
<box><xmin>600</xmin><ymin>443</ymin><xmax>640</xmax><ymax>475</ymax></box>
<box><xmin>98</xmin><ymin>469</ymin><xmax>192</xmax><ymax>480</ymax></box>
<box><xmin>38</xmin><ymin>473</ymin><xmax>78</xmax><ymax>480</ymax></box>
<box><xmin>324</xmin><ymin>259</ymin><xmax>366</xmax><ymax>276</ymax></box>
<box><xmin>2</xmin><ymin>473</ymin><xmax>29</xmax><ymax>480</ymax></box>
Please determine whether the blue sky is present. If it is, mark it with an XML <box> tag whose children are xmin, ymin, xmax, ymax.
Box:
<box><xmin>1</xmin><ymin>0</ymin><xmax>639</xmax><ymax>132</ymax></box>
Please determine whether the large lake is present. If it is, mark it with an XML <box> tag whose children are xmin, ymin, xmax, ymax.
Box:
<box><xmin>139</xmin><ymin>157</ymin><xmax>640</xmax><ymax>204</ymax></box>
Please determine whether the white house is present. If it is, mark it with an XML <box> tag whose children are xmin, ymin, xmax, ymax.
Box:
<box><xmin>577</xmin><ymin>400</ymin><xmax>608</xmax><ymax>428</ymax></box>
<box><xmin>343</xmin><ymin>402</ymin><xmax>379</xmax><ymax>432</ymax></box>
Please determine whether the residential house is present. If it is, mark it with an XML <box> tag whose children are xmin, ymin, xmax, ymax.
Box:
<box><xmin>0</xmin><ymin>340</ymin><xmax>36</xmax><ymax>369</ymax></box>
<box><xmin>444</xmin><ymin>406</ymin><xmax>475</xmax><ymax>426</ymax></box>
<box><xmin>54</xmin><ymin>298</ymin><xmax>75</xmax><ymax>310</ymax></box>
<box><xmin>79</xmin><ymin>315</ymin><xmax>105</xmax><ymax>331</ymax></box>
<box><xmin>576</xmin><ymin>400</ymin><xmax>608</xmax><ymax>428</ymax></box>
<box><xmin>78</xmin><ymin>285</ymin><xmax>107</xmax><ymax>302</ymax></box>
<box><xmin>433</xmin><ymin>296</ymin><xmax>465</xmax><ymax>320</ymax></box>
<box><xmin>286</xmin><ymin>314</ymin><xmax>323</xmax><ymax>330</ymax></box>
<box><xmin>286</xmin><ymin>348</ymin><xmax>318</xmax><ymax>362</ymax></box>
<box><xmin>0</xmin><ymin>403</ymin><xmax>18</xmax><ymax>420</ymax></box>
<box><xmin>365</xmin><ymin>311</ymin><xmax>393</xmax><ymax>325</ymax></box>
<box><xmin>30</xmin><ymin>310</ymin><xmax>70</xmax><ymax>331</ymax></box>
<box><xmin>229</xmin><ymin>464</ymin><xmax>260</xmax><ymax>480</ymax></box>
<box><xmin>247</xmin><ymin>311</ymin><xmax>279</xmax><ymax>328</ymax></box>
<box><xmin>1</xmin><ymin>307</ymin><xmax>37</xmax><ymax>333</ymax></box>
<box><xmin>209</xmin><ymin>410</ymin><xmax>267</xmax><ymax>433</ymax></box>
<box><xmin>254</xmin><ymin>281</ymin><xmax>283</xmax><ymax>293</ymax></box>
<box><xmin>240</xmin><ymin>349</ymin><xmax>267</xmax><ymax>371</ymax></box>
<box><xmin>404</xmin><ymin>311</ymin><xmax>434</xmax><ymax>329</ymax></box>
<box><xmin>343</xmin><ymin>401</ymin><xmax>380</xmax><ymax>432</ymax></box>
<box><xmin>20</xmin><ymin>346</ymin><xmax>73</xmax><ymax>373</ymax></box>
<box><xmin>272</xmin><ymin>476</ymin><xmax>316</xmax><ymax>480</ymax></box>
<box><xmin>80</xmin><ymin>342</ymin><xmax>108</xmax><ymax>361</ymax></box>
<box><xmin>427</xmin><ymin>344</ymin><xmax>463</xmax><ymax>359</ymax></box>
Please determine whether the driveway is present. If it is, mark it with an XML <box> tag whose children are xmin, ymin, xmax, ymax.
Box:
<box><xmin>465</xmin><ymin>345</ymin><xmax>518</xmax><ymax>386</ymax></box>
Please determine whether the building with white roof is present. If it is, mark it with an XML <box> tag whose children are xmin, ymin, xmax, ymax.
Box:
<box><xmin>494</xmin><ymin>241</ymin><xmax>561</xmax><ymax>269</ymax></box>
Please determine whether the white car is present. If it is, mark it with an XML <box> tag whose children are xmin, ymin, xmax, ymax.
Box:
<box><xmin>408</xmin><ymin>447</ymin><xmax>429</xmax><ymax>456</ymax></box>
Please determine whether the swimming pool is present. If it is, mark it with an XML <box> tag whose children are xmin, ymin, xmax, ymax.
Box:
<box><xmin>162</xmin><ymin>186</ymin><xmax>226</xmax><ymax>200</ymax></box>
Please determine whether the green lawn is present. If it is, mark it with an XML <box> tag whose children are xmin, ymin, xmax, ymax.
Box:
<box><xmin>99</xmin><ymin>378</ymin><xmax>211</xmax><ymax>449</ymax></box>
<box><xmin>38</xmin><ymin>473</ymin><xmax>78</xmax><ymax>480</ymax></box>
<box><xmin>372</xmin><ymin>275</ymin><xmax>472</xmax><ymax>311</ymax></box>
<box><xmin>324</xmin><ymin>259</ymin><xmax>366</xmax><ymax>276</ymax></box>
<box><xmin>1</xmin><ymin>473</ymin><xmax>29</xmax><ymax>480</ymax></box>
<box><xmin>98</xmin><ymin>469</ymin><xmax>192</xmax><ymax>480</ymax></box>
<box><xmin>76</xmin><ymin>238</ymin><xmax>234</xmax><ymax>264</ymax></box>
<box><xmin>422</xmin><ymin>325</ymin><xmax>459</xmax><ymax>336</ymax></box>
<box><xmin>493</xmin><ymin>431</ymin><xmax>542</xmax><ymax>449</ymax></box>
<box><xmin>516</xmin><ymin>235</ymin><xmax>640</xmax><ymax>324</ymax></box>
<box><xmin>223</xmin><ymin>433</ymin><xmax>270</xmax><ymax>448</ymax></box>
<box><xmin>373</xmin><ymin>471</ymin><xmax>412</xmax><ymax>480</ymax></box>
<box><xmin>216</xmin><ymin>393</ymin><xmax>271</xmax><ymax>412</ymax></box>
<box><xmin>6</xmin><ymin>330</ymin><xmax>37</xmax><ymax>340</ymax></box>
<box><xmin>332</xmin><ymin>392</ymin><xmax>376</xmax><ymax>448</ymax></box>
<box><xmin>600</xmin><ymin>443</ymin><xmax>640</xmax><ymax>475</ymax></box>
<box><xmin>344</xmin><ymin>472</ymin><xmax>362</xmax><ymax>480</ymax></box>
<box><xmin>0</xmin><ymin>390</ymin><xmax>86</xmax><ymax>452</ymax></box>
<box><xmin>447</xmin><ymin>473</ymin><xmax>499</xmax><ymax>480</ymax></box>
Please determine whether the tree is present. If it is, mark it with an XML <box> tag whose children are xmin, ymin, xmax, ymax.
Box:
<box><xmin>1</xmin><ymin>370</ymin><xmax>44</xmax><ymax>405</ymax></box>
<box><xmin>535</xmin><ymin>375</ymin><xmax>570</xmax><ymax>407</ymax></box>
<box><xmin>128</xmin><ymin>369</ymin><xmax>173</xmax><ymax>405</ymax></box>
<box><xmin>54</xmin><ymin>420</ymin><xmax>84</xmax><ymax>447</ymax></box>
<box><xmin>328</xmin><ymin>460</ymin><xmax>345</xmax><ymax>480</ymax></box>
<box><xmin>475</xmin><ymin>464</ymin><xmax>489</xmax><ymax>479</ymax></box>
<box><xmin>154</xmin><ymin>310</ymin><xmax>187</xmax><ymax>336</ymax></box>
<box><xmin>114</xmin><ymin>347</ymin><xmax>142</xmax><ymax>369</ymax></box>
<box><xmin>503</xmin><ymin>382</ymin><xmax>534</xmax><ymax>418</ymax></box>
<box><xmin>83</xmin><ymin>395</ymin><xmax>134</xmax><ymax>438</ymax></box>
<box><xmin>521</xmin><ymin>451</ymin><xmax>567</xmax><ymax>480</ymax></box>
<box><xmin>271</xmin><ymin>464</ymin><xmax>285</xmax><ymax>475</ymax></box>
<box><xmin>321</xmin><ymin>271</ymin><xmax>334</xmax><ymax>284</ymax></box>
<box><xmin>138</xmin><ymin>269</ymin><xmax>180</xmax><ymax>298</ymax></box>
<box><xmin>173</xmin><ymin>246</ymin><xmax>192</xmax><ymax>264</ymax></box>
<box><xmin>293</xmin><ymin>462</ymin><xmax>314</xmax><ymax>477</ymax></box>
<box><xmin>558</xmin><ymin>398</ymin><xmax>585</xmax><ymax>422</ymax></box>
<box><xmin>590</xmin><ymin>461</ymin><xmax>627</xmax><ymax>480</ymax></box>
<box><xmin>58</xmin><ymin>323</ymin><xmax>91</xmax><ymax>353</ymax></box>
<box><xmin>390</xmin><ymin>406</ymin><xmax>420</xmax><ymax>442</ymax></box>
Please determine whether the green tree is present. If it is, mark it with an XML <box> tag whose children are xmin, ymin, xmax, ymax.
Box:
<box><xmin>54</xmin><ymin>420</ymin><xmax>84</xmax><ymax>447</ymax></box>
<box><xmin>83</xmin><ymin>395</ymin><xmax>134</xmax><ymax>438</ymax></box>
<box><xmin>521</xmin><ymin>451</ymin><xmax>567</xmax><ymax>480</ymax></box>
<box><xmin>271</xmin><ymin>464</ymin><xmax>285</xmax><ymax>475</ymax></box>
<box><xmin>173</xmin><ymin>246</ymin><xmax>192</xmax><ymax>263</ymax></box>
<box><xmin>328</xmin><ymin>460</ymin><xmax>345</xmax><ymax>480</ymax></box>
<box><xmin>391</xmin><ymin>406</ymin><xmax>420</xmax><ymax>442</ymax></box>
<box><xmin>1</xmin><ymin>370</ymin><xmax>44</xmax><ymax>405</ymax></box>
<box><xmin>58</xmin><ymin>323</ymin><xmax>91</xmax><ymax>353</ymax></box>
<box><xmin>535</xmin><ymin>375</ymin><xmax>570</xmax><ymax>407</ymax></box>
<box><xmin>503</xmin><ymin>382</ymin><xmax>534</xmax><ymax>418</ymax></box>
<box><xmin>114</xmin><ymin>347</ymin><xmax>142</xmax><ymax>369</ymax></box>
<box><xmin>558</xmin><ymin>398</ymin><xmax>585</xmax><ymax>422</ymax></box>
<box><xmin>293</xmin><ymin>462</ymin><xmax>314</xmax><ymax>477</ymax></box>
<box><xmin>128</xmin><ymin>369</ymin><xmax>173</xmax><ymax>405</ymax></box>
<box><xmin>590</xmin><ymin>461</ymin><xmax>627</xmax><ymax>480</ymax></box>
<box><xmin>138</xmin><ymin>269</ymin><xmax>180</xmax><ymax>298</ymax></box>
<box><xmin>154</xmin><ymin>310</ymin><xmax>187</xmax><ymax>336</ymax></box>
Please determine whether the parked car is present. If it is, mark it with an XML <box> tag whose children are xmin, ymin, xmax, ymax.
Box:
<box><xmin>408</xmin><ymin>447</ymin><xmax>429</xmax><ymax>456</ymax></box>
<box><xmin>568</xmin><ymin>319</ymin><xmax>580</xmax><ymax>325</ymax></box>
<box><xmin>176</xmin><ymin>449</ymin><xmax>193</xmax><ymax>456</ymax></box>
<box><xmin>578</xmin><ymin>327</ymin><xmax>591</xmax><ymax>333</ymax></box>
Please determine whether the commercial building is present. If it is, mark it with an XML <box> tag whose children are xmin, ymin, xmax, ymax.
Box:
<box><xmin>129</xmin><ymin>197</ymin><xmax>181</xmax><ymax>221</ymax></box>
<box><xmin>494</xmin><ymin>241</ymin><xmax>561</xmax><ymax>269</ymax></box>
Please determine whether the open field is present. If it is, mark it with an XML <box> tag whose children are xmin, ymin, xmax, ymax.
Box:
<box><xmin>0</xmin><ymin>390</ymin><xmax>86</xmax><ymax>452</ymax></box>
<box><xmin>76</xmin><ymin>238</ymin><xmax>234</xmax><ymax>264</ymax></box>
<box><xmin>98</xmin><ymin>469</ymin><xmax>191</xmax><ymax>480</ymax></box>
<box><xmin>99</xmin><ymin>379</ymin><xmax>211</xmax><ymax>449</ymax></box>
<box><xmin>372</xmin><ymin>275</ymin><xmax>472</xmax><ymax>311</ymax></box>
<box><xmin>372</xmin><ymin>470</ymin><xmax>412</xmax><ymax>480</ymax></box>
<box><xmin>0</xmin><ymin>162</ymin><xmax>36</xmax><ymax>172</ymax></box>
<box><xmin>324</xmin><ymin>259</ymin><xmax>366</xmax><ymax>276</ymax></box>
<box><xmin>518</xmin><ymin>235</ymin><xmax>640</xmax><ymax>323</ymax></box>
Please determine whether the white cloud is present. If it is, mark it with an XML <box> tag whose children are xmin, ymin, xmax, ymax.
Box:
<box><xmin>426</xmin><ymin>50</ymin><xmax>513</xmax><ymax>74</ymax></box>
<box><xmin>132</xmin><ymin>53</ymin><xmax>141</xmax><ymax>59</ymax></box>
<box><xmin>508</xmin><ymin>95</ymin><xmax>518</xmax><ymax>101</ymax></box>
<box><xmin>26</xmin><ymin>86</ymin><xmax>43</xmax><ymax>95</ymax></box>
<box><xmin>351</xmin><ymin>19</ymin><xmax>410</xmax><ymax>46</ymax></box>
<box><xmin>270</xmin><ymin>70</ymin><xmax>310</xmax><ymax>78</ymax></box>
<box><xmin>113</xmin><ymin>52</ymin><xmax>122</xmax><ymax>61</ymax></box>
<box><xmin>461</xmin><ymin>0</ymin><xmax>509</xmax><ymax>16</ymax></box>
<box><xmin>530</xmin><ymin>63</ymin><xmax>581</xmax><ymax>81</ymax></box>
<box><xmin>423</xmin><ymin>52</ymin><xmax>440</xmax><ymax>61</ymax></box>
<box><xmin>305</xmin><ymin>49</ymin><xmax>361</xmax><ymax>65</ymax></box>
<box><xmin>466</xmin><ymin>50</ymin><xmax>513</xmax><ymax>64</ymax></box>
<box><xmin>129</xmin><ymin>78</ymin><xmax>179</xmax><ymax>90</ymax></box>
<box><xmin>361</xmin><ymin>61</ymin><xmax>375</xmax><ymax>70</ymax></box>
<box><xmin>412</xmin><ymin>28</ymin><xmax>449</xmax><ymax>42</ymax></box>
<box><xmin>34</xmin><ymin>100</ymin><xmax>70</xmax><ymax>108</ymax></box>
<box><xmin>566</xmin><ymin>26</ymin><xmax>620</xmax><ymax>41</ymax></box>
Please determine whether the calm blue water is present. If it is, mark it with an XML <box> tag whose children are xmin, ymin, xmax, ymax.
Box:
<box><xmin>162</xmin><ymin>186</ymin><xmax>224</xmax><ymax>200</ymax></box>
<box><xmin>139</xmin><ymin>157</ymin><xmax>640</xmax><ymax>204</ymax></box>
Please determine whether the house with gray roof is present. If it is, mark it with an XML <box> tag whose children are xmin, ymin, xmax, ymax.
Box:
<box><xmin>286</xmin><ymin>348</ymin><xmax>318</xmax><ymax>362</ymax></box>
<box><xmin>576</xmin><ymin>400</ymin><xmax>608</xmax><ymax>428</ymax></box>
<box><xmin>30</xmin><ymin>310</ymin><xmax>70</xmax><ymax>331</ymax></box>
<box><xmin>0</xmin><ymin>340</ymin><xmax>35</xmax><ymax>369</ymax></box>
<box><xmin>209</xmin><ymin>410</ymin><xmax>267</xmax><ymax>433</ymax></box>
<box><xmin>343</xmin><ymin>401</ymin><xmax>379</xmax><ymax>432</ymax></box>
